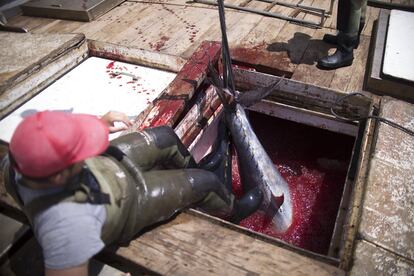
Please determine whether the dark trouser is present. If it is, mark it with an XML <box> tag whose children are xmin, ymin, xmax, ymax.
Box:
<box><xmin>337</xmin><ymin>0</ymin><xmax>367</xmax><ymax>37</ymax></box>
<box><xmin>110</xmin><ymin>126</ymin><xmax>234</xmax><ymax>229</ymax></box>
<box><xmin>318</xmin><ymin>0</ymin><xmax>368</xmax><ymax>68</ymax></box>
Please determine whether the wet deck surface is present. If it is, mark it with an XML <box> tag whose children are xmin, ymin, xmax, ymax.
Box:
<box><xmin>351</xmin><ymin>97</ymin><xmax>414</xmax><ymax>275</ymax></box>
<box><xmin>1</xmin><ymin>0</ymin><xmax>414</xmax><ymax>274</ymax></box>
<box><xmin>4</xmin><ymin>0</ymin><xmax>377</xmax><ymax>92</ymax></box>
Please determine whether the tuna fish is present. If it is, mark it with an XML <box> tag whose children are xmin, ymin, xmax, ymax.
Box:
<box><xmin>207</xmin><ymin>0</ymin><xmax>293</xmax><ymax>232</ymax></box>
<box><xmin>208</xmin><ymin>67</ymin><xmax>293</xmax><ymax>233</ymax></box>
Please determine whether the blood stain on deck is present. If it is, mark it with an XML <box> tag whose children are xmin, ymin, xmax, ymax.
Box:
<box><xmin>161</xmin><ymin>4</ymin><xmax>199</xmax><ymax>43</ymax></box>
<box><xmin>150</xmin><ymin>36</ymin><xmax>170</xmax><ymax>51</ymax></box>
<box><xmin>105</xmin><ymin>60</ymin><xmax>157</xmax><ymax>96</ymax></box>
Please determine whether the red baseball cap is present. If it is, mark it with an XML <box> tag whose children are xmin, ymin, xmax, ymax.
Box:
<box><xmin>10</xmin><ymin>111</ymin><xmax>109</xmax><ymax>178</ymax></box>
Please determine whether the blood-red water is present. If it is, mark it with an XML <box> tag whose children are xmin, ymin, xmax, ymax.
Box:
<box><xmin>232</xmin><ymin>111</ymin><xmax>355</xmax><ymax>254</ymax></box>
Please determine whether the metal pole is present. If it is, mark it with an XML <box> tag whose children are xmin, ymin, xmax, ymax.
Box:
<box><xmin>256</xmin><ymin>0</ymin><xmax>326</xmax><ymax>14</ymax></box>
<box><xmin>367</xmin><ymin>0</ymin><xmax>414</xmax><ymax>12</ymax></box>
<box><xmin>194</xmin><ymin>0</ymin><xmax>323</xmax><ymax>28</ymax></box>
<box><xmin>217</xmin><ymin>0</ymin><xmax>235</xmax><ymax>91</ymax></box>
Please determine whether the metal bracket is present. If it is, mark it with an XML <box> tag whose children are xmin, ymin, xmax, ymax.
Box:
<box><xmin>21</xmin><ymin>0</ymin><xmax>126</xmax><ymax>22</ymax></box>
<box><xmin>193</xmin><ymin>0</ymin><xmax>335</xmax><ymax>28</ymax></box>
<box><xmin>0</xmin><ymin>21</ymin><xmax>28</xmax><ymax>33</ymax></box>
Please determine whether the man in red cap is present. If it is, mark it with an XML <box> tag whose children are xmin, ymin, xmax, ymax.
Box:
<box><xmin>2</xmin><ymin>110</ymin><xmax>261</xmax><ymax>275</ymax></box>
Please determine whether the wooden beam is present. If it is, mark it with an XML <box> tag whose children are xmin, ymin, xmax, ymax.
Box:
<box><xmin>107</xmin><ymin>211</ymin><xmax>345</xmax><ymax>275</ymax></box>
<box><xmin>88</xmin><ymin>40</ymin><xmax>187</xmax><ymax>73</ymax></box>
<box><xmin>0</xmin><ymin>33</ymin><xmax>88</xmax><ymax>119</ymax></box>
<box><xmin>137</xmin><ymin>41</ymin><xmax>221</xmax><ymax>129</ymax></box>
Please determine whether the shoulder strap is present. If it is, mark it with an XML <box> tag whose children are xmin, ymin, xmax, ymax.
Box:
<box><xmin>22</xmin><ymin>169</ymin><xmax>110</xmax><ymax>223</ymax></box>
<box><xmin>2</xmin><ymin>154</ymin><xmax>25</xmax><ymax>206</ymax></box>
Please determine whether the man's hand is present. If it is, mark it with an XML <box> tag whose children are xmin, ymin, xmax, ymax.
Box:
<box><xmin>100</xmin><ymin>111</ymin><xmax>133</xmax><ymax>133</ymax></box>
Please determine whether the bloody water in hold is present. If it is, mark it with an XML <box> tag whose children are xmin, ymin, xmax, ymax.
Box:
<box><xmin>232</xmin><ymin>111</ymin><xmax>355</xmax><ymax>255</ymax></box>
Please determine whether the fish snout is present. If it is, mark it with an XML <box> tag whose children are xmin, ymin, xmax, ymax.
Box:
<box><xmin>273</xmin><ymin>193</ymin><xmax>284</xmax><ymax>209</ymax></box>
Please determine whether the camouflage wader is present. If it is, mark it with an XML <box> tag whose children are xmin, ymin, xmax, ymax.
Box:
<box><xmin>4</xmin><ymin>126</ymin><xmax>235</xmax><ymax>246</ymax></box>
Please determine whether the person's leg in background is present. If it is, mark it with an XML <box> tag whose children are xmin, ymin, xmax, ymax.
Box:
<box><xmin>323</xmin><ymin>0</ymin><xmax>366</xmax><ymax>47</ymax></box>
<box><xmin>318</xmin><ymin>0</ymin><xmax>367</xmax><ymax>69</ymax></box>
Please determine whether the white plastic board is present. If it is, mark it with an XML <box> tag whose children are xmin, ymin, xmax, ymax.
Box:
<box><xmin>0</xmin><ymin>57</ymin><xmax>176</xmax><ymax>142</ymax></box>
<box><xmin>382</xmin><ymin>10</ymin><xmax>414</xmax><ymax>83</ymax></box>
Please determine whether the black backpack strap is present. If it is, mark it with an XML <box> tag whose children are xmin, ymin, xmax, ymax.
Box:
<box><xmin>22</xmin><ymin>169</ymin><xmax>110</xmax><ymax>222</ymax></box>
<box><xmin>2</xmin><ymin>154</ymin><xmax>25</xmax><ymax>206</ymax></box>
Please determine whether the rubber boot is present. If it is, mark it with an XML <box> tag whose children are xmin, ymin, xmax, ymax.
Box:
<box><xmin>189</xmin><ymin>169</ymin><xmax>263</xmax><ymax>222</ymax></box>
<box><xmin>317</xmin><ymin>33</ymin><xmax>358</xmax><ymax>69</ymax></box>
<box><xmin>230</xmin><ymin>187</ymin><xmax>263</xmax><ymax>224</ymax></box>
<box><xmin>323</xmin><ymin>20</ymin><xmax>365</xmax><ymax>49</ymax></box>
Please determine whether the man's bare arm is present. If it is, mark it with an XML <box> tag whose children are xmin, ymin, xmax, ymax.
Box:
<box><xmin>45</xmin><ymin>262</ymin><xmax>88</xmax><ymax>276</ymax></box>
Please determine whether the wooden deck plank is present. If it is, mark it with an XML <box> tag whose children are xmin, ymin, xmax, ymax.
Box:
<box><xmin>126</xmin><ymin>0</ymin><xmax>249</xmax><ymax>7</ymax></box>
<box><xmin>238</xmin><ymin>15</ymin><xmax>286</xmax><ymax>48</ymax></box>
<box><xmin>358</xmin><ymin>97</ymin><xmax>414</xmax><ymax>261</ymax></box>
<box><xmin>289</xmin><ymin>0</ymin><xmax>336</xmax><ymax>87</ymax></box>
<box><xmin>350</xmin><ymin>240</ymin><xmax>414</xmax><ymax>275</ymax></box>
<box><xmin>227</xmin><ymin>13</ymin><xmax>264</xmax><ymax>47</ymax></box>
<box><xmin>178</xmin><ymin>10</ymin><xmax>245</xmax><ymax>59</ymax></box>
<box><xmin>289</xmin><ymin>0</ymin><xmax>330</xmax><ymax>87</ymax></box>
<box><xmin>123</xmin><ymin>4</ymin><xmax>200</xmax><ymax>53</ymax></box>
<box><xmin>6</xmin><ymin>15</ymin><xmax>56</xmax><ymax>32</ymax></box>
<box><xmin>324</xmin><ymin>0</ymin><xmax>338</xmax><ymax>29</ymax></box>
<box><xmin>37</xmin><ymin>19</ymin><xmax>84</xmax><ymax>34</ymax></box>
<box><xmin>292</xmin><ymin>0</ymin><xmax>371</xmax><ymax>91</ymax></box>
<box><xmin>4</xmin><ymin>0</ymin><xmax>378</xmax><ymax>93</ymax></box>
<box><xmin>290</xmin><ymin>28</ymin><xmax>336</xmax><ymax>88</ymax></box>
<box><xmin>157</xmin><ymin>6</ymin><xmax>265</xmax><ymax>58</ymax></box>
<box><xmin>91</xmin><ymin>4</ymin><xmax>156</xmax><ymax>43</ymax></box>
<box><xmin>341</xmin><ymin>34</ymin><xmax>371</xmax><ymax>92</ymax></box>
<box><xmin>31</xmin><ymin>19</ymin><xmax>64</xmax><ymax>34</ymax></box>
<box><xmin>4</xmin><ymin>2</ymin><xmax>414</xmax><ymax>275</ymax></box>
<box><xmin>362</xmin><ymin>6</ymin><xmax>381</xmax><ymax>37</ymax></box>
<box><xmin>106</xmin><ymin>4</ymin><xmax>171</xmax><ymax>46</ymax></box>
<box><xmin>114</xmin><ymin>212</ymin><xmax>345</xmax><ymax>276</ymax></box>
<box><xmin>0</xmin><ymin>32</ymin><xmax>85</xmax><ymax>95</ymax></box>
<box><xmin>269</xmin><ymin>23</ymin><xmax>315</xmax><ymax>66</ymax></box>
<box><xmin>72</xmin><ymin>2</ymin><xmax>137</xmax><ymax>38</ymax></box>
<box><xmin>268</xmin><ymin>0</ymin><xmax>318</xmax><ymax>64</ymax></box>
<box><xmin>328</xmin><ymin>34</ymin><xmax>370</xmax><ymax>92</ymax></box>
<box><xmin>0</xmin><ymin>168</ymin><xmax>345</xmax><ymax>276</ymax></box>
<box><xmin>272</xmin><ymin>0</ymin><xmax>306</xmax><ymax>18</ymax></box>
<box><xmin>90</xmin><ymin>3</ymin><xmax>154</xmax><ymax>43</ymax></box>
<box><xmin>132</xmin><ymin>4</ymin><xmax>219</xmax><ymax>55</ymax></box>
<box><xmin>156</xmin><ymin>2</ymin><xmax>238</xmax><ymax>58</ymax></box>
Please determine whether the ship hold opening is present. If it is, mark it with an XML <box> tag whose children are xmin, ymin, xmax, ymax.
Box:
<box><xmin>186</xmin><ymin>68</ymin><xmax>375</xmax><ymax>265</ymax></box>
<box><xmin>232</xmin><ymin>111</ymin><xmax>355</xmax><ymax>255</ymax></box>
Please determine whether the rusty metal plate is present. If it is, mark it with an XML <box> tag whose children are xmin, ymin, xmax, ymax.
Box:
<box><xmin>21</xmin><ymin>0</ymin><xmax>125</xmax><ymax>22</ymax></box>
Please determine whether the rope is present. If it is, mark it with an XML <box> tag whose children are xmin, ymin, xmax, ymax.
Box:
<box><xmin>331</xmin><ymin>93</ymin><xmax>414</xmax><ymax>136</ymax></box>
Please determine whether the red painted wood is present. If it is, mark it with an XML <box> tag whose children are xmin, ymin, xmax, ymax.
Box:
<box><xmin>139</xmin><ymin>41</ymin><xmax>221</xmax><ymax>129</ymax></box>
<box><xmin>163</xmin><ymin>41</ymin><xmax>221</xmax><ymax>98</ymax></box>
<box><xmin>138</xmin><ymin>99</ymin><xmax>186</xmax><ymax>130</ymax></box>
<box><xmin>231</xmin><ymin>47</ymin><xmax>294</xmax><ymax>77</ymax></box>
